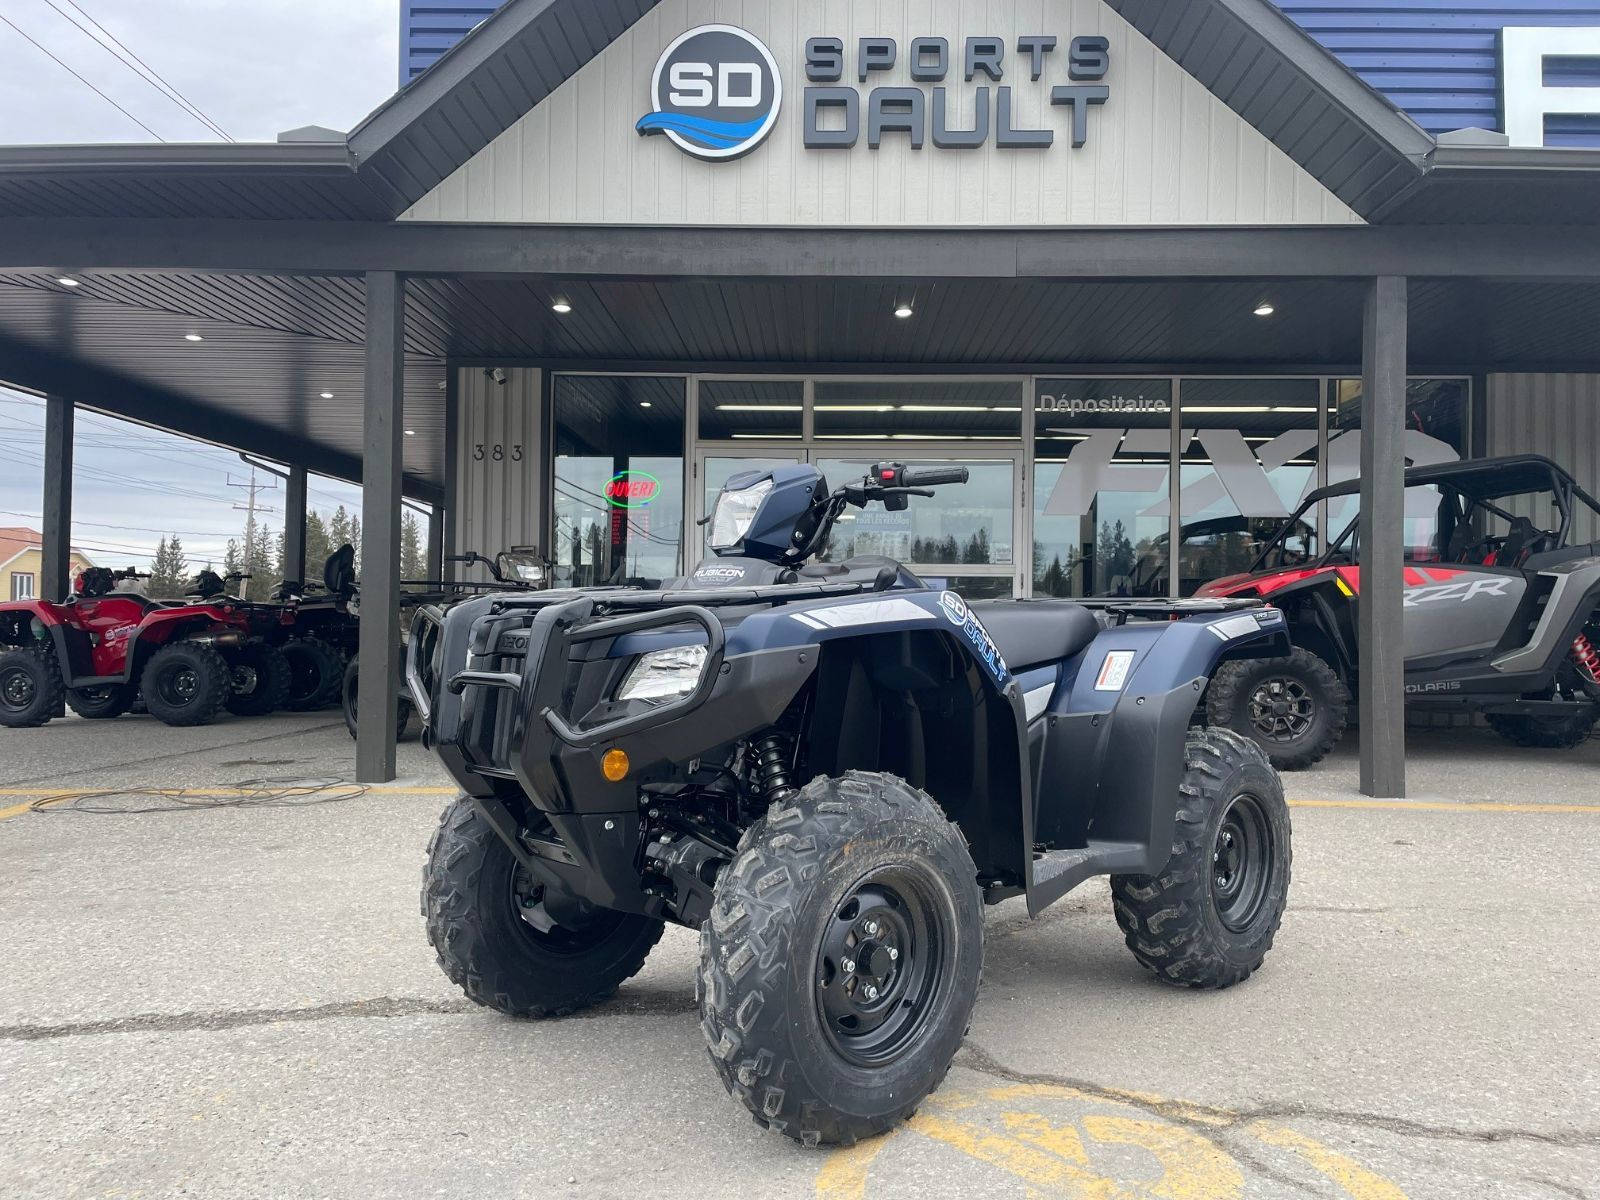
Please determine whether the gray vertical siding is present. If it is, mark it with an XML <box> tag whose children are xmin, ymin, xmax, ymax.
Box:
<box><xmin>452</xmin><ymin>366</ymin><xmax>545</xmax><ymax>578</ymax></box>
<box><xmin>1486</xmin><ymin>373</ymin><xmax>1600</xmax><ymax>542</ymax></box>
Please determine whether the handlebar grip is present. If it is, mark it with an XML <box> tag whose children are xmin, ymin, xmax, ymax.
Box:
<box><xmin>901</xmin><ymin>466</ymin><xmax>969</xmax><ymax>488</ymax></box>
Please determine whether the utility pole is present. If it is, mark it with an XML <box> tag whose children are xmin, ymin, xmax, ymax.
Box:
<box><xmin>228</xmin><ymin>467</ymin><xmax>278</xmax><ymax>600</ymax></box>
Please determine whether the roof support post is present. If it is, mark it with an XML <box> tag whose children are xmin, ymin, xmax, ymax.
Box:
<box><xmin>40</xmin><ymin>394</ymin><xmax>74</xmax><ymax>603</ymax></box>
<box><xmin>282</xmin><ymin>465</ymin><xmax>308</xmax><ymax>588</ymax></box>
<box><xmin>357</xmin><ymin>271</ymin><xmax>405</xmax><ymax>783</ymax></box>
<box><xmin>1358</xmin><ymin>276</ymin><xmax>1408</xmax><ymax>799</ymax></box>
<box><xmin>442</xmin><ymin>367</ymin><xmax>459</xmax><ymax>583</ymax></box>
<box><xmin>425</xmin><ymin>502</ymin><xmax>444</xmax><ymax>583</ymax></box>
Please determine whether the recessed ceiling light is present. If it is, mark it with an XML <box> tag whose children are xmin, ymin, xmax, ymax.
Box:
<box><xmin>639</xmin><ymin>401</ymin><xmax>652</xmax><ymax>408</ymax></box>
<box><xmin>184</xmin><ymin>333</ymin><xmax>204</xmax><ymax>342</ymax></box>
<box><xmin>894</xmin><ymin>304</ymin><xmax>914</xmax><ymax>319</ymax></box>
<box><xmin>56</xmin><ymin>276</ymin><xmax>80</xmax><ymax>287</ymax></box>
<box><xmin>1253</xmin><ymin>302</ymin><xmax>1275</xmax><ymax>317</ymax></box>
<box><xmin>551</xmin><ymin>299</ymin><xmax>573</xmax><ymax>314</ymax></box>
<box><xmin>404</xmin><ymin>429</ymin><xmax>416</xmax><ymax>436</ymax></box>
<box><xmin>318</xmin><ymin>391</ymin><xmax>334</xmax><ymax>400</ymax></box>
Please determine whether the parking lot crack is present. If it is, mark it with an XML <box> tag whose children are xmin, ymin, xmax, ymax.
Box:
<box><xmin>0</xmin><ymin>997</ymin><xmax>473</xmax><ymax>1041</ymax></box>
<box><xmin>956</xmin><ymin>1041</ymin><xmax>1600</xmax><ymax>1150</ymax></box>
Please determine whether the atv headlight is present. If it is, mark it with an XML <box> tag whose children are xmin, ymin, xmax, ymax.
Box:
<box><xmin>615</xmin><ymin>645</ymin><xmax>708</xmax><ymax>705</ymax></box>
<box><xmin>709</xmin><ymin>479</ymin><xmax>774</xmax><ymax>551</ymax></box>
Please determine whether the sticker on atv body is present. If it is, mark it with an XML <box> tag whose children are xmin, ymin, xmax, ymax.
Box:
<box><xmin>938</xmin><ymin>591</ymin><xmax>1009</xmax><ymax>683</ymax></box>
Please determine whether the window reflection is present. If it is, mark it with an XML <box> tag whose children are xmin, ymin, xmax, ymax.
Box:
<box><xmin>1032</xmin><ymin>380</ymin><xmax>1173</xmax><ymax>598</ymax></box>
<box><xmin>813</xmin><ymin>381</ymin><xmax>1022</xmax><ymax>440</ymax></box>
<box><xmin>817</xmin><ymin>459</ymin><xmax>1014</xmax><ymax>568</ymax></box>
<box><xmin>553</xmin><ymin>376</ymin><xmax>685</xmax><ymax>588</ymax></box>
<box><xmin>698</xmin><ymin>380</ymin><xmax>804</xmax><ymax>441</ymax></box>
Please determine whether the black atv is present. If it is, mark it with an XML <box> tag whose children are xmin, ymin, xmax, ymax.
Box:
<box><xmin>410</xmin><ymin>463</ymin><xmax>1294</xmax><ymax>1146</ymax></box>
<box><xmin>340</xmin><ymin>547</ymin><xmax>554</xmax><ymax>743</ymax></box>
<box><xmin>1198</xmin><ymin>455</ymin><xmax>1600</xmax><ymax>768</ymax></box>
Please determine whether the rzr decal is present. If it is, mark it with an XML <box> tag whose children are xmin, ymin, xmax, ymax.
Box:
<box><xmin>1402</xmin><ymin>577</ymin><xmax>1513</xmax><ymax>608</ymax></box>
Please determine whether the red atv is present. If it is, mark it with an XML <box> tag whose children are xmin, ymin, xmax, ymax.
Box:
<box><xmin>0</xmin><ymin>566</ymin><xmax>284</xmax><ymax>728</ymax></box>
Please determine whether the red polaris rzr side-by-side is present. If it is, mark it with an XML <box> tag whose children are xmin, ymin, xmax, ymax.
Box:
<box><xmin>0</xmin><ymin>566</ymin><xmax>288</xmax><ymax>728</ymax></box>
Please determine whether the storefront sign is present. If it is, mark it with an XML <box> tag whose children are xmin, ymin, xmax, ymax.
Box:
<box><xmin>639</xmin><ymin>26</ymin><xmax>1111</xmax><ymax>160</ymax></box>
<box><xmin>1502</xmin><ymin>27</ymin><xmax>1600</xmax><ymax>148</ymax></box>
<box><xmin>604</xmin><ymin>470</ymin><xmax>661</xmax><ymax>509</ymax></box>
<box><xmin>637</xmin><ymin>25</ymin><xmax>784</xmax><ymax>160</ymax></box>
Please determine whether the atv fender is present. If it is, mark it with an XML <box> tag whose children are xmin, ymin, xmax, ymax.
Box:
<box><xmin>1026</xmin><ymin>607</ymin><xmax>1291</xmax><ymax>915</ymax></box>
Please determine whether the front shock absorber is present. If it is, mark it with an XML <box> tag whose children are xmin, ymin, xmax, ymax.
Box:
<box><xmin>1573</xmin><ymin>632</ymin><xmax>1600</xmax><ymax>686</ymax></box>
<box><xmin>750</xmin><ymin>732</ymin><xmax>797</xmax><ymax>804</ymax></box>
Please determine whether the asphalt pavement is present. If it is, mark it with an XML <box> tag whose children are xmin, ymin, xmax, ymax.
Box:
<box><xmin>3</xmin><ymin>712</ymin><xmax>1598</xmax><ymax>1198</ymax></box>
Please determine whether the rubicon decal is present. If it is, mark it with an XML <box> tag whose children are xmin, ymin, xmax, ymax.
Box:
<box><xmin>637</xmin><ymin>25</ymin><xmax>783</xmax><ymax>160</ymax></box>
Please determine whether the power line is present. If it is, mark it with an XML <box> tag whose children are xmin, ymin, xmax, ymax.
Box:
<box><xmin>0</xmin><ymin>11</ymin><xmax>164</xmax><ymax>141</ymax></box>
<box><xmin>45</xmin><ymin>0</ymin><xmax>234</xmax><ymax>141</ymax></box>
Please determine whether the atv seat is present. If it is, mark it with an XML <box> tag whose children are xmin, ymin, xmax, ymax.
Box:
<box><xmin>968</xmin><ymin>600</ymin><xmax>1102</xmax><ymax>672</ymax></box>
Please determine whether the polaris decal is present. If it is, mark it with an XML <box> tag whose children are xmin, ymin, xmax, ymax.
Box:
<box><xmin>1403</xmin><ymin>578</ymin><xmax>1513</xmax><ymax>608</ymax></box>
<box><xmin>938</xmin><ymin>591</ymin><xmax>1009</xmax><ymax>683</ymax></box>
<box><xmin>1405</xmin><ymin>679</ymin><xmax>1463</xmax><ymax>694</ymax></box>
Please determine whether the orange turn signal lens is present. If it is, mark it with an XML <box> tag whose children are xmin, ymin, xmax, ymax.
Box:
<box><xmin>601</xmin><ymin>748</ymin><xmax>630</xmax><ymax>782</ymax></box>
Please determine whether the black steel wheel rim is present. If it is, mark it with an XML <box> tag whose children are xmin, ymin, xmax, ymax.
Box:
<box><xmin>508</xmin><ymin>861</ymin><xmax>624</xmax><ymax>955</ymax></box>
<box><xmin>1247</xmin><ymin>676</ymin><xmax>1315</xmax><ymax>741</ymax></box>
<box><xmin>1</xmin><ymin>666</ymin><xmax>34</xmax><ymax>710</ymax></box>
<box><xmin>231</xmin><ymin>667</ymin><xmax>258</xmax><ymax>695</ymax></box>
<box><xmin>815</xmin><ymin>868</ymin><xmax>949</xmax><ymax>1068</ymax></box>
<box><xmin>156</xmin><ymin>665</ymin><xmax>200</xmax><ymax>707</ymax></box>
<box><xmin>1212</xmin><ymin>792</ymin><xmax>1274</xmax><ymax>933</ymax></box>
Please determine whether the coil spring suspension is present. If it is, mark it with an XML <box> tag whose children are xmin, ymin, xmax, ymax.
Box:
<box><xmin>1573</xmin><ymin>633</ymin><xmax>1600</xmax><ymax>684</ymax></box>
<box><xmin>751</xmin><ymin>733</ymin><xmax>796</xmax><ymax>803</ymax></box>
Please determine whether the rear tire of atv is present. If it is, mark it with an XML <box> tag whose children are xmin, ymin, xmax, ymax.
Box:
<box><xmin>700</xmin><ymin>771</ymin><xmax>984</xmax><ymax>1147</ymax></box>
<box><xmin>422</xmin><ymin>797</ymin><xmax>664</xmax><ymax>1018</ymax></box>
<box><xmin>65</xmin><ymin>683</ymin><xmax>137</xmax><ymax>720</ymax></box>
<box><xmin>1486</xmin><ymin>709</ymin><xmax>1598</xmax><ymax>749</ymax></box>
<box><xmin>224</xmin><ymin>640</ymin><xmax>292</xmax><ymax>717</ymax></box>
<box><xmin>1207</xmin><ymin>646</ymin><xmax>1347</xmax><ymax>771</ymax></box>
<box><xmin>0</xmin><ymin>643</ymin><xmax>65</xmax><ymax>728</ymax></box>
<box><xmin>281</xmin><ymin>636</ymin><xmax>343</xmax><ymax>711</ymax></box>
<box><xmin>1112</xmin><ymin>729</ymin><xmax>1291</xmax><ymax>989</ymax></box>
<box><xmin>342</xmin><ymin>656</ymin><xmax>411</xmax><ymax>742</ymax></box>
<box><xmin>140</xmin><ymin>641</ymin><xmax>232</xmax><ymax>727</ymax></box>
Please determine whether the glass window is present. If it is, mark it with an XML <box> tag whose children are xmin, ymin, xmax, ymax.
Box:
<box><xmin>1032</xmin><ymin>380</ymin><xmax>1173</xmax><ymax>598</ymax></box>
<box><xmin>553</xmin><ymin>375</ymin><xmax>685</xmax><ymax>588</ymax></box>
<box><xmin>1328</xmin><ymin>378</ymin><xmax>1469</xmax><ymax>554</ymax></box>
<box><xmin>816</xmin><ymin>458</ymin><xmax>1014</xmax><ymax>568</ymax></box>
<box><xmin>11</xmin><ymin>571</ymin><xmax>35</xmax><ymax>601</ymax></box>
<box><xmin>814</xmin><ymin>381</ymin><xmax>1022</xmax><ymax>441</ymax></box>
<box><xmin>698</xmin><ymin>380</ymin><xmax>804</xmax><ymax>441</ymax></box>
<box><xmin>1176</xmin><ymin>379</ymin><xmax>1321</xmax><ymax>594</ymax></box>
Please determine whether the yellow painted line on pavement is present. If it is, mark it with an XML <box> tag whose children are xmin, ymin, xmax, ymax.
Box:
<box><xmin>0</xmin><ymin>800</ymin><xmax>37</xmax><ymax>821</ymax></box>
<box><xmin>1290</xmin><ymin>797</ymin><xmax>1600</xmax><ymax>815</ymax></box>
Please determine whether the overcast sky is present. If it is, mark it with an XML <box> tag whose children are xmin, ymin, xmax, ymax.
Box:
<box><xmin>0</xmin><ymin>1</ymin><xmax>403</xmax><ymax>574</ymax></box>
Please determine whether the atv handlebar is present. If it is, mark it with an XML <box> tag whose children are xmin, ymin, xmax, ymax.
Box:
<box><xmin>898</xmin><ymin>465</ymin><xmax>970</xmax><ymax>488</ymax></box>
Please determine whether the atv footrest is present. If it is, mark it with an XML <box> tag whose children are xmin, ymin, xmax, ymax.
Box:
<box><xmin>1030</xmin><ymin>841</ymin><xmax>1149</xmax><ymax>912</ymax></box>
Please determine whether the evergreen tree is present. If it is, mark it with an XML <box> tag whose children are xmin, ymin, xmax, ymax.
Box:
<box><xmin>349</xmin><ymin>514</ymin><xmax>362</xmax><ymax>572</ymax></box>
<box><xmin>223</xmin><ymin>538</ymin><xmax>243</xmax><ymax>578</ymax></box>
<box><xmin>241</xmin><ymin>524</ymin><xmax>276</xmax><ymax>601</ymax></box>
<box><xmin>147</xmin><ymin>535</ymin><xmax>190</xmax><ymax>598</ymax></box>
<box><xmin>303</xmin><ymin>511</ymin><xmax>333</xmax><ymax>585</ymax></box>
<box><xmin>328</xmin><ymin>506</ymin><xmax>352</xmax><ymax>555</ymax></box>
<box><xmin>401</xmin><ymin>511</ymin><xmax>425</xmax><ymax>586</ymax></box>
<box><xmin>1096</xmin><ymin>520</ymin><xmax>1136</xmax><ymax>595</ymax></box>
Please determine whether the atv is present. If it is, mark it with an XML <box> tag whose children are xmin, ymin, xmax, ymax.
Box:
<box><xmin>186</xmin><ymin>569</ymin><xmax>298</xmax><ymax>716</ymax></box>
<box><xmin>1197</xmin><ymin>454</ymin><xmax>1600</xmax><ymax>768</ymax></box>
<box><xmin>410</xmin><ymin>463</ymin><xmax>1294</xmax><ymax>1145</ymax></box>
<box><xmin>341</xmin><ymin>546</ymin><xmax>556</xmax><ymax>743</ymax></box>
<box><xmin>0</xmin><ymin>566</ymin><xmax>259</xmax><ymax>728</ymax></box>
<box><xmin>269</xmin><ymin>547</ymin><xmax>360</xmax><ymax>712</ymax></box>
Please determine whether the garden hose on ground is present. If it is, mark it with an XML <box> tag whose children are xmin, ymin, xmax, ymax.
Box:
<box><xmin>27</xmin><ymin>777</ymin><xmax>369</xmax><ymax>815</ymax></box>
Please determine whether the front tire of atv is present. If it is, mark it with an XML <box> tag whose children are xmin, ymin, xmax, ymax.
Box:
<box><xmin>281</xmin><ymin>636</ymin><xmax>344</xmax><ymax>711</ymax></box>
<box><xmin>422</xmin><ymin>797</ymin><xmax>664</xmax><ymax>1018</ymax></box>
<box><xmin>65</xmin><ymin>682</ymin><xmax>136</xmax><ymax>720</ymax></box>
<box><xmin>140</xmin><ymin>641</ymin><xmax>232</xmax><ymax>727</ymax></box>
<box><xmin>0</xmin><ymin>643</ymin><xmax>65</xmax><ymax>728</ymax></box>
<box><xmin>1112</xmin><ymin>729</ymin><xmax>1291</xmax><ymax>989</ymax></box>
<box><xmin>224</xmin><ymin>640</ymin><xmax>292</xmax><ymax>716</ymax></box>
<box><xmin>1486</xmin><ymin>709</ymin><xmax>1598</xmax><ymax>749</ymax></box>
<box><xmin>700</xmin><ymin>771</ymin><xmax>984</xmax><ymax>1147</ymax></box>
<box><xmin>342</xmin><ymin>655</ymin><xmax>411</xmax><ymax>742</ymax></box>
<box><xmin>1207</xmin><ymin>646</ymin><xmax>1347</xmax><ymax>771</ymax></box>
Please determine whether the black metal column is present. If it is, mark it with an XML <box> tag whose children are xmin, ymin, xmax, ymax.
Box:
<box><xmin>40</xmin><ymin>394</ymin><xmax>74</xmax><ymax>602</ymax></box>
<box><xmin>357</xmin><ymin>271</ymin><xmax>405</xmax><ymax>783</ymax></box>
<box><xmin>441</xmin><ymin>367</ymin><xmax>459</xmax><ymax>583</ymax></box>
<box><xmin>1358</xmin><ymin>276</ymin><xmax>1408</xmax><ymax>798</ymax></box>
<box><xmin>282</xmin><ymin>465</ymin><xmax>308</xmax><ymax>587</ymax></box>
